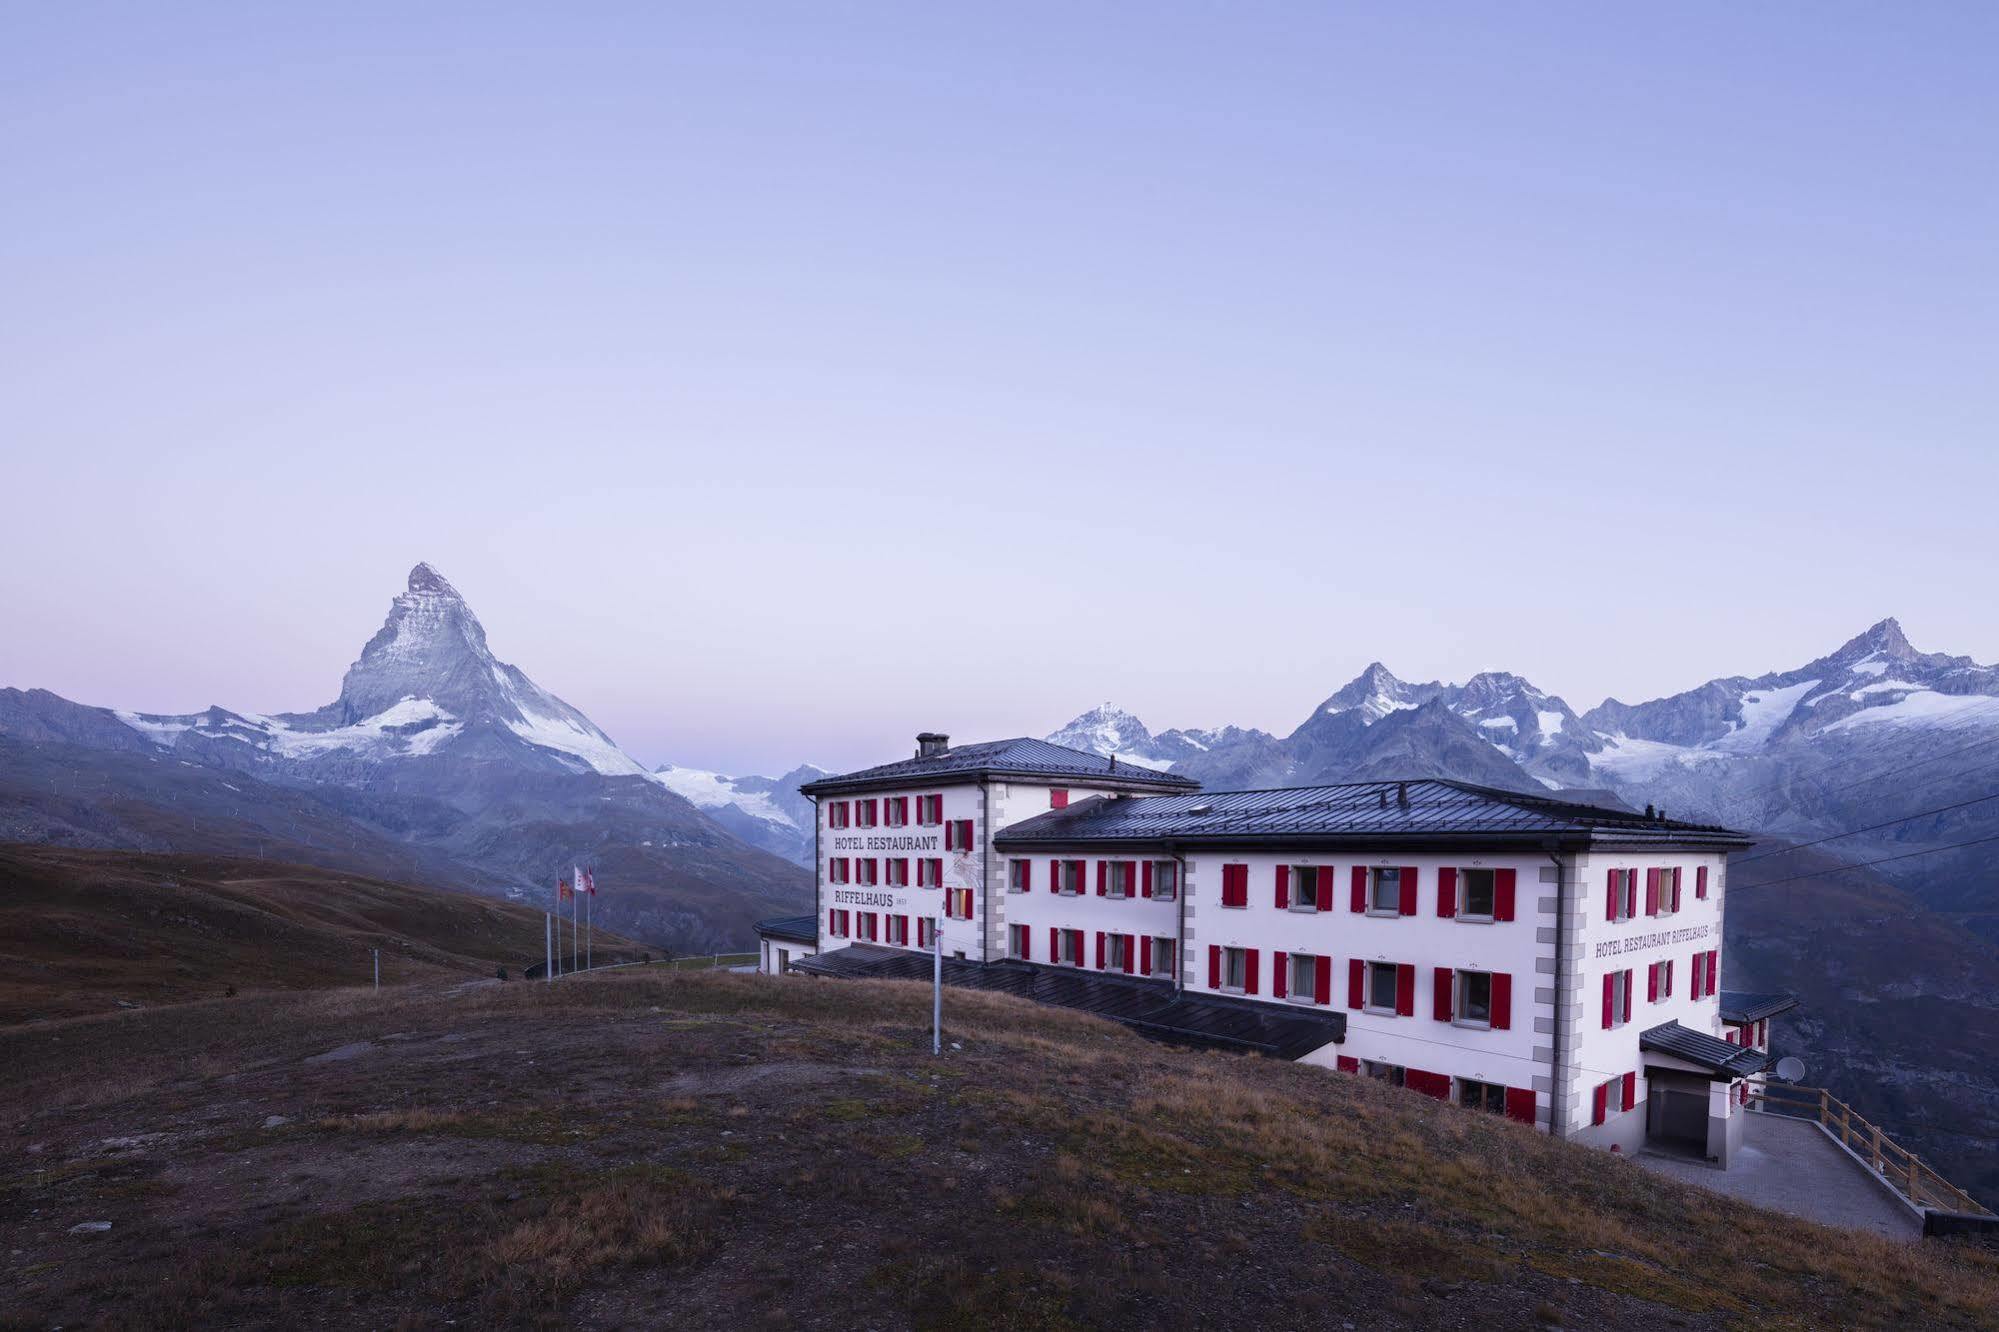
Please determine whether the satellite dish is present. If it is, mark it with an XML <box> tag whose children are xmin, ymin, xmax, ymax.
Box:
<box><xmin>1774</xmin><ymin>1056</ymin><xmax>1806</xmax><ymax>1083</ymax></box>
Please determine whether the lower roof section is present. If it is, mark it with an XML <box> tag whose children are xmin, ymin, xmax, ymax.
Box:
<box><xmin>1719</xmin><ymin>990</ymin><xmax>1799</xmax><ymax>1025</ymax></box>
<box><xmin>754</xmin><ymin>914</ymin><xmax>818</xmax><ymax>945</ymax></box>
<box><xmin>787</xmin><ymin>944</ymin><xmax>1345</xmax><ymax>1061</ymax></box>
<box><xmin>1641</xmin><ymin>1020</ymin><xmax>1771</xmax><ymax>1080</ymax></box>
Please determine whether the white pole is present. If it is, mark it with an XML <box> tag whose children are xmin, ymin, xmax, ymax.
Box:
<box><xmin>932</xmin><ymin>916</ymin><xmax>942</xmax><ymax>1056</ymax></box>
<box><xmin>372</xmin><ymin>947</ymin><xmax>379</xmax><ymax>991</ymax></box>
<box><xmin>545</xmin><ymin>912</ymin><xmax>553</xmax><ymax>982</ymax></box>
<box><xmin>586</xmin><ymin>892</ymin><xmax>592</xmax><ymax>971</ymax></box>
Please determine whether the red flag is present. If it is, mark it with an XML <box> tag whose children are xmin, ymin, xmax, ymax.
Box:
<box><xmin>584</xmin><ymin>868</ymin><xmax>596</xmax><ymax>896</ymax></box>
<box><xmin>558</xmin><ymin>878</ymin><xmax>572</xmax><ymax>901</ymax></box>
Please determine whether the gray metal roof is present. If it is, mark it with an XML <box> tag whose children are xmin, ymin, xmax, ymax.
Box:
<box><xmin>1640</xmin><ymin>1020</ymin><xmax>1771</xmax><ymax>1079</ymax></box>
<box><xmin>754</xmin><ymin>913</ymin><xmax>818</xmax><ymax>944</ymax></box>
<box><xmin>799</xmin><ymin>737</ymin><xmax>1199</xmax><ymax>797</ymax></box>
<box><xmin>1719</xmin><ymin>990</ymin><xmax>1799</xmax><ymax>1025</ymax></box>
<box><xmin>992</xmin><ymin>778</ymin><xmax>1754</xmax><ymax>850</ymax></box>
<box><xmin>788</xmin><ymin>945</ymin><xmax>1344</xmax><ymax>1060</ymax></box>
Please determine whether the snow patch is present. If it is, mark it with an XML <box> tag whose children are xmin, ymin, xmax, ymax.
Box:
<box><xmin>650</xmin><ymin>765</ymin><xmax>798</xmax><ymax>829</ymax></box>
<box><xmin>1822</xmin><ymin>691</ymin><xmax>1999</xmax><ymax>733</ymax></box>
<box><xmin>1711</xmin><ymin>679</ymin><xmax>1818</xmax><ymax>754</ymax></box>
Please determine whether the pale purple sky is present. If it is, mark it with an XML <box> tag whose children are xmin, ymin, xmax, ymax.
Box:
<box><xmin>4</xmin><ymin>4</ymin><xmax>1995</xmax><ymax>777</ymax></box>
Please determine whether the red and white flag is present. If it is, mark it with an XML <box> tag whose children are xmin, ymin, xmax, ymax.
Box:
<box><xmin>583</xmin><ymin>867</ymin><xmax>596</xmax><ymax>896</ymax></box>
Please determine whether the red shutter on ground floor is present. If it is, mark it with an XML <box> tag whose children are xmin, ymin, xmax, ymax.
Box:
<box><xmin>1622</xmin><ymin>1071</ymin><xmax>1637</xmax><ymax>1112</ymax></box>
<box><xmin>1336</xmin><ymin>1055</ymin><xmax>1359</xmax><ymax>1073</ymax></box>
<box><xmin>1095</xmin><ymin>931</ymin><xmax>1105</xmax><ymax>970</ymax></box>
<box><xmin>1018</xmin><ymin>927</ymin><xmax>1030</xmax><ymax>961</ymax></box>
<box><xmin>1492</xmin><ymin>973</ymin><xmax>1512</xmax><ymax>1030</ymax></box>
<box><xmin>1140</xmin><ymin>936</ymin><xmax>1151</xmax><ymax>975</ymax></box>
<box><xmin>1244</xmin><ymin>949</ymin><xmax>1260</xmax><ymax>996</ymax></box>
<box><xmin>1399</xmin><ymin>867</ymin><xmax>1418</xmax><ymax>916</ymax></box>
<box><xmin>1433</xmin><ymin>967</ymin><xmax>1453</xmax><ymax>1022</ymax></box>
<box><xmin>1209</xmin><ymin>945</ymin><xmax>1222</xmax><ymax>989</ymax></box>
<box><xmin>1437</xmin><ymin>866</ymin><xmax>1458</xmax><ymax>918</ymax></box>
<box><xmin>1275</xmin><ymin>864</ymin><xmax>1290</xmax><ymax>909</ymax></box>
<box><xmin>1408</xmin><ymin>1070</ymin><xmax>1450</xmax><ymax>1101</ymax></box>
<box><xmin>1050</xmin><ymin>926</ymin><xmax>1059</xmax><ymax>961</ymax></box>
<box><xmin>1592</xmin><ymin>1082</ymin><xmax>1609</xmax><ymax>1125</ymax></box>
<box><xmin>1348</xmin><ymin>958</ymin><xmax>1364</xmax><ymax>1009</ymax></box>
<box><xmin>1494</xmin><ymin>868</ymin><xmax>1517</xmax><ymax>921</ymax></box>
<box><xmin>1645</xmin><ymin>867</ymin><xmax>1660</xmax><ymax>916</ymax></box>
<box><xmin>1351</xmin><ymin>866</ymin><xmax>1367</xmax><ymax>913</ymax></box>
<box><xmin>1122</xmin><ymin>934</ymin><xmax>1135</xmax><ymax>975</ymax></box>
<box><xmin>1315</xmin><ymin>954</ymin><xmax>1332</xmax><ymax>1006</ymax></box>
<box><xmin>1317</xmin><ymin>866</ymin><xmax>1335</xmax><ymax>911</ymax></box>
<box><xmin>1395</xmin><ymin>963</ymin><xmax>1415</xmax><ymax>1016</ymax></box>
<box><xmin>1273</xmin><ymin>951</ymin><xmax>1288</xmax><ymax>999</ymax></box>
<box><xmin>1504</xmin><ymin>1087</ymin><xmax>1536</xmax><ymax>1125</ymax></box>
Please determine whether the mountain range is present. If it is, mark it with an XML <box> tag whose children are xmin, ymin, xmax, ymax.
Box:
<box><xmin>0</xmin><ymin>564</ymin><xmax>810</xmax><ymax>952</ymax></box>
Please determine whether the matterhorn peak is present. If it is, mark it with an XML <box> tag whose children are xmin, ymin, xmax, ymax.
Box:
<box><xmin>406</xmin><ymin>562</ymin><xmax>462</xmax><ymax>598</ymax></box>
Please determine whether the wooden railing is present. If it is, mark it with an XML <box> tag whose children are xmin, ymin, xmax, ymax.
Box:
<box><xmin>1749</xmin><ymin>1083</ymin><xmax>1991</xmax><ymax>1217</ymax></box>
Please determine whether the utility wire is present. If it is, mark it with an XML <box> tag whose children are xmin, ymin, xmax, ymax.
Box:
<box><xmin>1733</xmin><ymin>789</ymin><xmax>1999</xmax><ymax>865</ymax></box>
<box><xmin>1730</xmin><ymin>830</ymin><xmax>1999</xmax><ymax>892</ymax></box>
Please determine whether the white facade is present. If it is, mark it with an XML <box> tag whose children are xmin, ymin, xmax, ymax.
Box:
<box><xmin>757</xmin><ymin>934</ymin><xmax>817</xmax><ymax>975</ymax></box>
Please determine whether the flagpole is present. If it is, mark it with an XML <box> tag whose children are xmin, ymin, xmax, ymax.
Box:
<box><xmin>586</xmin><ymin>888</ymin><xmax>592</xmax><ymax>971</ymax></box>
<box><xmin>545</xmin><ymin>912</ymin><xmax>553</xmax><ymax>983</ymax></box>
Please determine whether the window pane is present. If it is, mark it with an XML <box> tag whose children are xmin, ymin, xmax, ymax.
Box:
<box><xmin>1461</xmin><ymin>972</ymin><xmax>1491</xmax><ymax>1023</ymax></box>
<box><xmin>1371</xmin><ymin>868</ymin><xmax>1399</xmax><ymax>910</ymax></box>
<box><xmin>1463</xmin><ymin>869</ymin><xmax>1495</xmax><ymax>916</ymax></box>
<box><xmin>1369</xmin><ymin>964</ymin><xmax>1397</xmax><ymax>1009</ymax></box>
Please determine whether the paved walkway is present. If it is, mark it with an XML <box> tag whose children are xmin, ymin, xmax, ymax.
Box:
<box><xmin>1635</xmin><ymin>1113</ymin><xmax>1922</xmax><ymax>1241</ymax></box>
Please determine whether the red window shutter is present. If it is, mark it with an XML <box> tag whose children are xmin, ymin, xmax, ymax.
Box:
<box><xmin>1437</xmin><ymin>867</ymin><xmax>1457</xmax><ymax>918</ymax></box>
<box><xmin>1124</xmin><ymin>862</ymin><xmax>1138</xmax><ymax>897</ymax></box>
<box><xmin>1433</xmin><ymin>967</ymin><xmax>1453</xmax><ymax>1022</ymax></box>
<box><xmin>1602</xmin><ymin>973</ymin><xmax>1615</xmax><ymax>1028</ymax></box>
<box><xmin>1019</xmin><ymin>927</ymin><xmax>1030</xmax><ymax>961</ymax></box>
<box><xmin>1412</xmin><ymin>1070</ymin><xmax>1450</xmax><ymax>1101</ymax></box>
<box><xmin>1672</xmin><ymin>867</ymin><xmax>1683</xmax><ymax>911</ymax></box>
<box><xmin>1494</xmin><ymin>868</ymin><xmax>1516</xmax><ymax>921</ymax></box>
<box><xmin>1592</xmin><ymin>1082</ymin><xmax>1608</xmax><ymax>1125</ymax></box>
<box><xmin>1708</xmin><ymin>949</ymin><xmax>1720</xmax><ymax>996</ymax></box>
<box><xmin>1348</xmin><ymin>958</ymin><xmax>1364</xmax><ymax>1009</ymax></box>
<box><xmin>1208</xmin><ymin>945</ymin><xmax>1221</xmax><ymax>989</ymax></box>
<box><xmin>1399</xmin><ymin>867</ymin><xmax>1418</xmax><ymax>916</ymax></box>
<box><xmin>1336</xmin><ymin>1055</ymin><xmax>1359</xmax><ymax>1073</ymax></box>
<box><xmin>1645</xmin><ymin>868</ymin><xmax>1660</xmax><ymax>916</ymax></box>
<box><xmin>1623</xmin><ymin>969</ymin><xmax>1634</xmax><ymax>1023</ymax></box>
<box><xmin>1243</xmin><ymin>949</ymin><xmax>1259</xmax><ymax>995</ymax></box>
<box><xmin>1140</xmin><ymin>936</ymin><xmax>1151</xmax><ymax>975</ymax></box>
<box><xmin>1141</xmin><ymin>861</ymin><xmax>1153</xmax><ymax>898</ymax></box>
<box><xmin>1491</xmin><ymin>973</ymin><xmax>1512</xmax><ymax>1030</ymax></box>
<box><xmin>1095</xmin><ymin>931</ymin><xmax>1105</xmax><ymax>970</ymax></box>
<box><xmin>1051</xmin><ymin>788</ymin><xmax>1068</xmax><ymax>810</ymax></box>
<box><xmin>1647</xmin><ymin>964</ymin><xmax>1659</xmax><ymax>1003</ymax></box>
<box><xmin>1049</xmin><ymin>926</ymin><xmax>1058</xmax><ymax>960</ymax></box>
<box><xmin>1273</xmin><ymin>951</ymin><xmax>1288</xmax><ymax>999</ymax></box>
<box><xmin>1317</xmin><ymin>866</ymin><xmax>1334</xmax><ymax>912</ymax></box>
<box><xmin>1275</xmin><ymin>865</ymin><xmax>1290</xmax><ymax>909</ymax></box>
<box><xmin>1395</xmin><ymin>963</ymin><xmax>1415</xmax><ymax>1016</ymax></box>
<box><xmin>1622</xmin><ymin>1071</ymin><xmax>1637</xmax><ymax>1112</ymax></box>
<box><xmin>1504</xmin><ymin>1087</ymin><xmax>1536</xmax><ymax>1125</ymax></box>
<box><xmin>1122</xmin><ymin>934</ymin><xmax>1135</xmax><ymax>975</ymax></box>
<box><xmin>1315</xmin><ymin>954</ymin><xmax>1332</xmax><ymax>1005</ymax></box>
<box><xmin>1096</xmin><ymin>861</ymin><xmax>1106</xmax><ymax>896</ymax></box>
<box><xmin>1606</xmin><ymin>869</ymin><xmax>1619</xmax><ymax>921</ymax></box>
<box><xmin>1696</xmin><ymin>865</ymin><xmax>1709</xmax><ymax>899</ymax></box>
<box><xmin>1351</xmin><ymin>866</ymin><xmax>1367</xmax><ymax>913</ymax></box>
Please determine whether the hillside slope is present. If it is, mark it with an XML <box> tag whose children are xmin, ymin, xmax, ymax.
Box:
<box><xmin>0</xmin><ymin>845</ymin><xmax>644</xmax><ymax>1024</ymax></box>
<box><xmin>2</xmin><ymin>971</ymin><xmax>1994</xmax><ymax>1329</ymax></box>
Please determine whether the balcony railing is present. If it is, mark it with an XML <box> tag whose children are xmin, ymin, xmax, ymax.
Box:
<box><xmin>1750</xmin><ymin>1083</ymin><xmax>1990</xmax><ymax>1217</ymax></box>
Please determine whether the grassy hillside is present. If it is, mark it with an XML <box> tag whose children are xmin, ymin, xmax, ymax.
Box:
<box><xmin>2</xmin><ymin>971</ymin><xmax>1994</xmax><ymax>1329</ymax></box>
<box><xmin>0</xmin><ymin>845</ymin><xmax>644</xmax><ymax>1025</ymax></box>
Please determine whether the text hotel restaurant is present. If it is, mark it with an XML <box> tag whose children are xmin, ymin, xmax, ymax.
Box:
<box><xmin>757</xmin><ymin>733</ymin><xmax>1793</xmax><ymax>1166</ymax></box>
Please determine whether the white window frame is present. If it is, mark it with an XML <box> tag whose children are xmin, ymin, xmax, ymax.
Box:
<box><xmin>1108</xmin><ymin>861</ymin><xmax>1133</xmax><ymax>899</ymax></box>
<box><xmin>1608</xmin><ymin>969</ymin><xmax>1631</xmax><ymax>1028</ymax></box>
<box><xmin>1223</xmin><ymin>946</ymin><xmax>1247</xmax><ymax>994</ymax></box>
<box><xmin>1291</xmin><ymin>866</ymin><xmax>1319</xmax><ymax>911</ymax></box>
<box><xmin>1288</xmin><ymin>951</ymin><xmax>1318</xmax><ymax>1004</ymax></box>
<box><xmin>1458</xmin><ymin>1078</ymin><xmax>1506</xmax><ymax>1115</ymax></box>
<box><xmin>1150</xmin><ymin>860</ymin><xmax>1178</xmax><ymax>901</ymax></box>
<box><xmin>1151</xmin><ymin>937</ymin><xmax>1175</xmax><ymax>979</ymax></box>
<box><xmin>1459</xmin><ymin>867</ymin><xmax>1497</xmax><ymax>921</ymax></box>
<box><xmin>1368</xmin><ymin>867</ymin><xmax>1401</xmax><ymax>915</ymax></box>
<box><xmin>1362</xmin><ymin>1060</ymin><xmax>1405</xmax><ymax>1088</ymax></box>
<box><xmin>1455</xmin><ymin>969</ymin><xmax>1493</xmax><ymax>1029</ymax></box>
<box><xmin>1059</xmin><ymin>930</ymin><xmax>1081</xmax><ymax>966</ymax></box>
<box><xmin>918</xmin><ymin>918</ymin><xmax>936</xmax><ymax>949</ymax></box>
<box><xmin>1009</xmin><ymin>860</ymin><xmax>1030</xmax><ymax>893</ymax></box>
<box><xmin>857</xmin><ymin>800</ymin><xmax>877</xmax><ymax>829</ymax></box>
<box><xmin>1057</xmin><ymin>860</ymin><xmax>1082</xmax><ymax>896</ymax></box>
<box><xmin>1106</xmin><ymin>934</ymin><xmax>1129</xmax><ymax>971</ymax></box>
<box><xmin>1365</xmin><ymin>961</ymin><xmax>1399</xmax><ymax>1014</ymax></box>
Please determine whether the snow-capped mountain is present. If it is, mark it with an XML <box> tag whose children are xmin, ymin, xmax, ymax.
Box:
<box><xmin>1044</xmin><ymin>704</ymin><xmax>1273</xmax><ymax>772</ymax></box>
<box><xmin>0</xmin><ymin>564</ymin><xmax>811</xmax><ymax>950</ymax></box>
<box><xmin>652</xmin><ymin>762</ymin><xmax>824</xmax><ymax>866</ymax></box>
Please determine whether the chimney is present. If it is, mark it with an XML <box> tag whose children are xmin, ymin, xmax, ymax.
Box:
<box><xmin>1396</xmin><ymin>781</ymin><xmax>1409</xmax><ymax>810</ymax></box>
<box><xmin>915</xmin><ymin>732</ymin><xmax>949</xmax><ymax>759</ymax></box>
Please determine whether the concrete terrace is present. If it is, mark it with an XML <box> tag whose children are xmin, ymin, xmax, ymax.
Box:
<box><xmin>1635</xmin><ymin>1113</ymin><xmax>1922</xmax><ymax>1241</ymax></box>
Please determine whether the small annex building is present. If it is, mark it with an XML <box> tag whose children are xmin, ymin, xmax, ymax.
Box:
<box><xmin>760</xmin><ymin>731</ymin><xmax>1783</xmax><ymax>1165</ymax></box>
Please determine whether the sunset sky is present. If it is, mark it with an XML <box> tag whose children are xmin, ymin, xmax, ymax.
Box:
<box><xmin>5</xmin><ymin>4</ymin><xmax>1995</xmax><ymax>776</ymax></box>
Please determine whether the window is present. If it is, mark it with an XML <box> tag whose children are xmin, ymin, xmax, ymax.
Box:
<box><xmin>1649</xmin><ymin>959</ymin><xmax>1674</xmax><ymax>1002</ymax></box>
<box><xmin>918</xmin><ymin>917</ymin><xmax>937</xmax><ymax>949</ymax></box>
<box><xmin>945</xmin><ymin>819</ymin><xmax>974</xmax><ymax>853</ymax></box>
<box><xmin>858</xmin><ymin>912</ymin><xmax>878</xmax><ymax>942</ymax></box>
<box><xmin>829</xmin><ymin>858</ymin><xmax>850</xmax><ymax>884</ymax></box>
<box><xmin>1602</xmin><ymin>968</ymin><xmax>1633</xmax><ymax>1028</ymax></box>
<box><xmin>886</xmin><ymin>858</ymin><xmax>909</xmax><ymax>888</ymax></box>
<box><xmin>885</xmin><ymin>797</ymin><xmax>908</xmax><ymax>828</ymax></box>
<box><xmin>1363</xmin><ymin>1060</ymin><xmax>1405</xmax><ymax>1088</ymax></box>
<box><xmin>887</xmin><ymin>915</ymin><xmax>909</xmax><ymax>946</ymax></box>
<box><xmin>1224</xmin><ymin>946</ymin><xmax>1248</xmax><ymax>992</ymax></box>
<box><xmin>1457</xmin><ymin>970</ymin><xmax>1493</xmax><ymax>1027</ymax></box>
<box><xmin>1292</xmin><ymin>866</ymin><xmax>1319</xmax><ymax>910</ymax></box>
<box><xmin>1606</xmin><ymin>868</ymin><xmax>1638</xmax><ymax>922</ymax></box>
<box><xmin>1151</xmin><ymin>861</ymin><xmax>1178</xmax><ymax>900</ymax></box>
<box><xmin>828</xmin><ymin>801</ymin><xmax>850</xmax><ymax>829</ymax></box>
<box><xmin>1057</xmin><ymin>928</ymin><xmax>1082</xmax><ymax>965</ymax></box>
<box><xmin>1151</xmin><ymin>938</ymin><xmax>1175</xmax><ymax>978</ymax></box>
<box><xmin>1055</xmin><ymin>860</ymin><xmax>1083</xmax><ymax>895</ymax></box>
<box><xmin>1691</xmin><ymin>948</ymin><xmax>1719</xmax><ymax>998</ymax></box>
<box><xmin>918</xmin><ymin>857</ymin><xmax>942</xmax><ymax>888</ymax></box>
<box><xmin>1289</xmin><ymin>952</ymin><xmax>1317</xmax><ymax>1001</ymax></box>
<box><xmin>945</xmin><ymin>887</ymin><xmax>972</xmax><ymax>920</ymax></box>
<box><xmin>1592</xmin><ymin>1072</ymin><xmax>1636</xmax><ymax>1125</ymax></box>
<box><xmin>1107</xmin><ymin>861</ymin><xmax>1133</xmax><ymax>898</ymax></box>
<box><xmin>1367</xmin><ymin>961</ymin><xmax>1400</xmax><ymax>1012</ymax></box>
<box><xmin>857</xmin><ymin>858</ymin><xmax>878</xmax><ymax>886</ymax></box>
<box><xmin>856</xmin><ymin>799</ymin><xmax>878</xmax><ymax>828</ymax></box>
<box><xmin>1369</xmin><ymin>867</ymin><xmax>1401</xmax><ymax>913</ymax></box>
<box><xmin>828</xmin><ymin>908</ymin><xmax>849</xmax><ymax>938</ymax></box>
<box><xmin>1050</xmin><ymin>788</ymin><xmax>1069</xmax><ymax>810</ymax></box>
<box><xmin>1460</xmin><ymin>868</ymin><xmax>1496</xmax><ymax>918</ymax></box>
<box><xmin>1106</xmin><ymin>934</ymin><xmax>1129</xmax><ymax>972</ymax></box>
<box><xmin>1458</xmin><ymin>1079</ymin><xmax>1507</xmax><ymax>1115</ymax></box>
<box><xmin>1220</xmin><ymin>863</ymin><xmax>1249</xmax><ymax>908</ymax></box>
<box><xmin>1009</xmin><ymin>860</ymin><xmax>1031</xmax><ymax>893</ymax></box>
<box><xmin>1009</xmin><ymin>923</ymin><xmax>1030</xmax><ymax>959</ymax></box>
